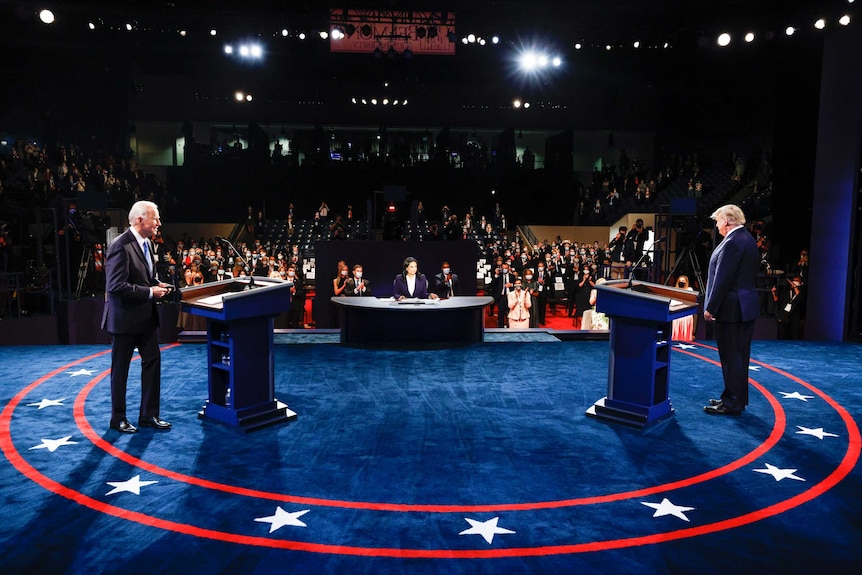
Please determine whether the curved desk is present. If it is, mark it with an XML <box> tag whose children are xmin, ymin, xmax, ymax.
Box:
<box><xmin>331</xmin><ymin>296</ymin><xmax>494</xmax><ymax>345</ymax></box>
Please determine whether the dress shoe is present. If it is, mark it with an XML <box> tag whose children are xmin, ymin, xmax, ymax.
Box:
<box><xmin>703</xmin><ymin>403</ymin><xmax>743</xmax><ymax>416</ymax></box>
<box><xmin>110</xmin><ymin>419</ymin><xmax>137</xmax><ymax>433</ymax></box>
<box><xmin>138</xmin><ymin>416</ymin><xmax>172</xmax><ymax>430</ymax></box>
<box><xmin>708</xmin><ymin>398</ymin><xmax>723</xmax><ymax>406</ymax></box>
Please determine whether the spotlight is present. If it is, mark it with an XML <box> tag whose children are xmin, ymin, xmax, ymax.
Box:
<box><xmin>319</xmin><ymin>30</ymin><xmax>329</xmax><ymax>40</ymax></box>
<box><xmin>416</xmin><ymin>26</ymin><xmax>427</xmax><ymax>39</ymax></box>
<box><xmin>839</xmin><ymin>15</ymin><xmax>851</xmax><ymax>26</ymax></box>
<box><xmin>235</xmin><ymin>91</ymin><xmax>245</xmax><ymax>101</ymax></box>
<box><xmin>523</xmin><ymin>102</ymin><xmax>530</xmax><ymax>109</ymax></box>
<box><xmin>492</xmin><ymin>36</ymin><xmax>500</xmax><ymax>44</ymax></box>
<box><xmin>88</xmin><ymin>22</ymin><xmax>96</xmax><ymax>30</ymax></box>
<box><xmin>210</xmin><ymin>29</ymin><xmax>217</xmax><ymax>36</ymax></box>
<box><xmin>126</xmin><ymin>23</ymin><xmax>133</xmax><ymax>32</ymax></box>
<box><xmin>428</xmin><ymin>26</ymin><xmax>438</xmax><ymax>39</ymax></box>
<box><xmin>745</xmin><ymin>32</ymin><xmax>755</xmax><ymax>43</ymax></box>
<box><xmin>402</xmin><ymin>99</ymin><xmax>408</xmax><ymax>106</ymax></box>
<box><xmin>814</xmin><ymin>19</ymin><xmax>826</xmax><ymax>30</ymax></box>
<box><xmin>371</xmin><ymin>98</ymin><xmax>378</xmax><ymax>105</ymax></box>
<box><xmin>239</xmin><ymin>45</ymin><xmax>249</xmax><ymax>57</ymax></box>
<box><xmin>537</xmin><ymin>54</ymin><xmax>549</xmax><ymax>67</ymax></box>
<box><xmin>246</xmin><ymin>94</ymin><xmax>253</xmax><ymax>102</ymax></box>
<box><xmin>575</xmin><ymin>43</ymin><xmax>582</xmax><ymax>50</ymax></box>
<box><xmin>382</xmin><ymin>98</ymin><xmax>389</xmax><ymax>105</ymax></box>
<box><xmin>605</xmin><ymin>44</ymin><xmax>612</xmax><ymax>51</ymax></box>
<box><xmin>785</xmin><ymin>26</ymin><xmax>796</xmax><ymax>36</ymax></box>
<box><xmin>298</xmin><ymin>32</ymin><xmax>306</xmax><ymax>40</ymax></box>
<box><xmin>179</xmin><ymin>30</ymin><xmax>187</xmax><ymax>37</ymax></box>
<box><xmin>332</xmin><ymin>27</ymin><xmax>344</xmax><ymax>40</ymax></box>
<box><xmin>467</xmin><ymin>33</ymin><xmax>476</xmax><ymax>43</ymax></box>
<box><xmin>361</xmin><ymin>98</ymin><xmax>367</xmax><ymax>105</ymax></box>
<box><xmin>392</xmin><ymin>99</ymin><xmax>399</xmax><ymax>105</ymax></box>
<box><xmin>717</xmin><ymin>33</ymin><xmax>731</xmax><ymax>47</ymax></box>
<box><xmin>461</xmin><ymin>37</ymin><xmax>468</xmax><ymax>45</ymax></box>
<box><xmin>519</xmin><ymin>51</ymin><xmax>538</xmax><ymax>71</ymax></box>
<box><xmin>513</xmin><ymin>99</ymin><xmax>522</xmax><ymax>108</ymax></box>
<box><xmin>281</xmin><ymin>29</ymin><xmax>289</xmax><ymax>37</ymax></box>
<box><xmin>479</xmin><ymin>37</ymin><xmax>486</xmax><ymax>46</ymax></box>
<box><xmin>250</xmin><ymin>44</ymin><xmax>262</xmax><ymax>58</ymax></box>
<box><xmin>552</xmin><ymin>56</ymin><xmax>562</xmax><ymax>66</ymax></box>
<box><xmin>224</xmin><ymin>45</ymin><xmax>234</xmax><ymax>55</ymax></box>
<box><xmin>39</xmin><ymin>9</ymin><xmax>55</xmax><ymax>25</ymax></box>
<box><xmin>351</xmin><ymin>97</ymin><xmax>357</xmax><ymax>104</ymax></box>
<box><xmin>633</xmin><ymin>41</ymin><xmax>640</xmax><ymax>48</ymax></box>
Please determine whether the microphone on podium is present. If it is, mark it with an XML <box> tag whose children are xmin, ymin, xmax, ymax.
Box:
<box><xmin>216</xmin><ymin>236</ymin><xmax>255</xmax><ymax>288</ymax></box>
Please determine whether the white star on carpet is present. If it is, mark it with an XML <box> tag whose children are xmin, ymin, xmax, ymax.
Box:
<box><xmin>641</xmin><ymin>498</ymin><xmax>696</xmax><ymax>522</ymax></box>
<box><xmin>29</xmin><ymin>436</ymin><xmax>78</xmax><ymax>452</ymax></box>
<box><xmin>779</xmin><ymin>391</ymin><xmax>814</xmax><ymax>402</ymax></box>
<box><xmin>459</xmin><ymin>517</ymin><xmax>516</xmax><ymax>544</ymax></box>
<box><xmin>796</xmin><ymin>426</ymin><xmax>838</xmax><ymax>440</ymax></box>
<box><xmin>27</xmin><ymin>398</ymin><xmax>66</xmax><ymax>409</ymax></box>
<box><xmin>67</xmin><ymin>369</ymin><xmax>95</xmax><ymax>377</ymax></box>
<box><xmin>753</xmin><ymin>463</ymin><xmax>805</xmax><ymax>482</ymax></box>
<box><xmin>106</xmin><ymin>475</ymin><xmax>159</xmax><ymax>496</ymax></box>
<box><xmin>748</xmin><ymin>365</ymin><xmax>761</xmax><ymax>371</ymax></box>
<box><xmin>675</xmin><ymin>343</ymin><xmax>697</xmax><ymax>350</ymax></box>
<box><xmin>254</xmin><ymin>507</ymin><xmax>310</xmax><ymax>533</ymax></box>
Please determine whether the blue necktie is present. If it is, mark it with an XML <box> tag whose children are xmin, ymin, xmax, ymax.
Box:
<box><xmin>143</xmin><ymin>241</ymin><xmax>153</xmax><ymax>277</ymax></box>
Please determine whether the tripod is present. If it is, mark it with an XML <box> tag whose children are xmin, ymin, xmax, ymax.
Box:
<box><xmin>667</xmin><ymin>245</ymin><xmax>705</xmax><ymax>295</ymax></box>
<box><xmin>75</xmin><ymin>246</ymin><xmax>93</xmax><ymax>299</ymax></box>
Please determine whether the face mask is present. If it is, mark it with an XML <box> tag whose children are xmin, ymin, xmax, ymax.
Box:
<box><xmin>515</xmin><ymin>285</ymin><xmax>521</xmax><ymax>290</ymax></box>
<box><xmin>442</xmin><ymin>268</ymin><xmax>450</xmax><ymax>274</ymax></box>
<box><xmin>521</xmin><ymin>255</ymin><xmax>527</xmax><ymax>260</ymax></box>
<box><xmin>538</xmin><ymin>267</ymin><xmax>544</xmax><ymax>272</ymax></box>
<box><xmin>341</xmin><ymin>270</ymin><xmax>348</xmax><ymax>276</ymax></box>
<box><xmin>355</xmin><ymin>272</ymin><xmax>362</xmax><ymax>279</ymax></box>
<box><xmin>525</xmin><ymin>274</ymin><xmax>533</xmax><ymax>280</ymax></box>
<box><xmin>288</xmin><ymin>271</ymin><xmax>295</xmax><ymax>277</ymax></box>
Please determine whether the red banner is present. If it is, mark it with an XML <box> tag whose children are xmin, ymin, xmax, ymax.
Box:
<box><xmin>329</xmin><ymin>9</ymin><xmax>456</xmax><ymax>55</ymax></box>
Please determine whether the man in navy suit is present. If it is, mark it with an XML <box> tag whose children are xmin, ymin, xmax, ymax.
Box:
<box><xmin>703</xmin><ymin>204</ymin><xmax>760</xmax><ymax>415</ymax></box>
<box><xmin>101</xmin><ymin>201</ymin><xmax>174</xmax><ymax>433</ymax></box>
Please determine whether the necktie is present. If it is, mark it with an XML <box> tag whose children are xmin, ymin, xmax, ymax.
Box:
<box><xmin>143</xmin><ymin>241</ymin><xmax>153</xmax><ymax>277</ymax></box>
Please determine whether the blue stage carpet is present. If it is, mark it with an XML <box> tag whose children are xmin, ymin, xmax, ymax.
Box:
<box><xmin>1</xmin><ymin>340</ymin><xmax>860</xmax><ymax>574</ymax></box>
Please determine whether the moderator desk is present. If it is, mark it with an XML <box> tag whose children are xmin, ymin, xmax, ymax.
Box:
<box><xmin>331</xmin><ymin>296</ymin><xmax>494</xmax><ymax>345</ymax></box>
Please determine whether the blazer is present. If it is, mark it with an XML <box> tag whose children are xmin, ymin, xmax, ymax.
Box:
<box><xmin>393</xmin><ymin>273</ymin><xmax>432</xmax><ymax>299</ymax></box>
<box><xmin>101</xmin><ymin>229</ymin><xmax>159</xmax><ymax>334</ymax></box>
<box><xmin>345</xmin><ymin>277</ymin><xmax>371</xmax><ymax>297</ymax></box>
<box><xmin>433</xmin><ymin>272</ymin><xmax>460</xmax><ymax>298</ymax></box>
<box><xmin>705</xmin><ymin>227</ymin><xmax>760</xmax><ymax>323</ymax></box>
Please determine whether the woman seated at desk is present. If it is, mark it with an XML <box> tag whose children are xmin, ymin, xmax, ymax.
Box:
<box><xmin>393</xmin><ymin>256</ymin><xmax>440</xmax><ymax>300</ymax></box>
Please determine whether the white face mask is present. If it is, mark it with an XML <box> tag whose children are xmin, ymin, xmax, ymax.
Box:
<box><xmin>525</xmin><ymin>274</ymin><xmax>533</xmax><ymax>280</ymax></box>
<box><xmin>341</xmin><ymin>270</ymin><xmax>348</xmax><ymax>276</ymax></box>
<box><xmin>442</xmin><ymin>268</ymin><xmax>450</xmax><ymax>274</ymax></box>
<box><xmin>355</xmin><ymin>272</ymin><xmax>362</xmax><ymax>279</ymax></box>
<box><xmin>287</xmin><ymin>271</ymin><xmax>295</xmax><ymax>277</ymax></box>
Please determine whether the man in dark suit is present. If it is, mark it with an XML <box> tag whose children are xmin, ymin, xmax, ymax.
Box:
<box><xmin>703</xmin><ymin>204</ymin><xmax>760</xmax><ymax>415</ymax></box>
<box><xmin>344</xmin><ymin>264</ymin><xmax>370</xmax><ymax>297</ymax></box>
<box><xmin>490</xmin><ymin>262</ymin><xmax>515</xmax><ymax>327</ymax></box>
<box><xmin>433</xmin><ymin>261</ymin><xmax>461</xmax><ymax>298</ymax></box>
<box><xmin>101</xmin><ymin>201</ymin><xmax>173</xmax><ymax>433</ymax></box>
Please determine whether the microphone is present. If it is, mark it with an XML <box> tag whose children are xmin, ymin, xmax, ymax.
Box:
<box><xmin>216</xmin><ymin>236</ymin><xmax>255</xmax><ymax>288</ymax></box>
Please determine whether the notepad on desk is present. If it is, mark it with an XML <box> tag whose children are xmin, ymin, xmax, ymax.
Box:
<box><xmin>196</xmin><ymin>294</ymin><xmax>225</xmax><ymax>307</ymax></box>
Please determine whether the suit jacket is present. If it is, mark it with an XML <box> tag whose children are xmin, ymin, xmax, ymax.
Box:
<box><xmin>489</xmin><ymin>271</ymin><xmax>515</xmax><ymax>301</ymax></box>
<box><xmin>705</xmin><ymin>227</ymin><xmax>760</xmax><ymax>322</ymax></box>
<box><xmin>433</xmin><ymin>272</ymin><xmax>460</xmax><ymax>298</ymax></box>
<box><xmin>345</xmin><ymin>277</ymin><xmax>371</xmax><ymax>297</ymax></box>
<box><xmin>101</xmin><ymin>229</ymin><xmax>159</xmax><ymax>334</ymax></box>
<box><xmin>393</xmin><ymin>273</ymin><xmax>432</xmax><ymax>299</ymax></box>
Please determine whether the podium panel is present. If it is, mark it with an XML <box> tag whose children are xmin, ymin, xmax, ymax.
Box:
<box><xmin>586</xmin><ymin>280</ymin><xmax>699</xmax><ymax>428</ymax></box>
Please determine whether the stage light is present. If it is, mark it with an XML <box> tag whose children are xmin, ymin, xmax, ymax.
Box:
<box><xmin>839</xmin><ymin>15</ymin><xmax>851</xmax><ymax>26</ymax></box>
<box><xmin>332</xmin><ymin>27</ymin><xmax>344</xmax><ymax>40</ymax></box>
<box><xmin>126</xmin><ymin>23</ymin><xmax>133</xmax><ymax>32</ymax></box>
<box><xmin>513</xmin><ymin>99</ymin><xmax>522</xmax><ymax>108</ymax></box>
<box><xmin>575</xmin><ymin>43</ymin><xmax>582</xmax><ymax>50</ymax></box>
<box><xmin>785</xmin><ymin>26</ymin><xmax>796</xmax><ymax>36</ymax></box>
<box><xmin>88</xmin><ymin>22</ymin><xmax>96</xmax><ymax>30</ymax></box>
<box><xmin>298</xmin><ymin>32</ymin><xmax>306</xmax><ymax>40</ymax></box>
<box><xmin>523</xmin><ymin>102</ymin><xmax>531</xmax><ymax>109</ymax></box>
<box><xmin>246</xmin><ymin>94</ymin><xmax>253</xmax><ymax>102</ymax></box>
<box><xmin>519</xmin><ymin>51</ymin><xmax>538</xmax><ymax>71</ymax></box>
<box><xmin>814</xmin><ymin>19</ymin><xmax>826</xmax><ymax>30</ymax></box>
<box><xmin>605</xmin><ymin>44</ymin><xmax>612</xmax><ymax>51</ymax></box>
<box><xmin>39</xmin><ymin>9</ymin><xmax>55</xmax><ymax>24</ymax></box>
<box><xmin>224</xmin><ymin>44</ymin><xmax>234</xmax><ymax>55</ymax></box>
<box><xmin>371</xmin><ymin>98</ymin><xmax>378</xmax><ymax>105</ymax></box>
<box><xmin>717</xmin><ymin>33</ymin><xmax>731</xmax><ymax>47</ymax></box>
<box><xmin>663</xmin><ymin>42</ymin><xmax>670</xmax><ymax>48</ymax></box>
<box><xmin>179</xmin><ymin>30</ymin><xmax>187</xmax><ymax>37</ymax></box>
<box><xmin>467</xmin><ymin>33</ymin><xmax>476</xmax><ymax>43</ymax></box>
<box><xmin>250</xmin><ymin>44</ymin><xmax>262</xmax><ymax>58</ymax></box>
<box><xmin>361</xmin><ymin>98</ymin><xmax>367</xmax><ymax>105</ymax></box>
<box><xmin>351</xmin><ymin>97</ymin><xmax>357</xmax><ymax>104</ymax></box>
<box><xmin>235</xmin><ymin>91</ymin><xmax>245</xmax><ymax>101</ymax></box>
<box><xmin>392</xmin><ymin>99</ymin><xmax>399</xmax><ymax>105</ymax></box>
<box><xmin>745</xmin><ymin>32</ymin><xmax>755</xmax><ymax>43</ymax></box>
<box><xmin>479</xmin><ymin>37</ymin><xmax>486</xmax><ymax>46</ymax></box>
<box><xmin>402</xmin><ymin>99</ymin><xmax>408</xmax><ymax>106</ymax></box>
<box><xmin>239</xmin><ymin>45</ymin><xmax>249</xmax><ymax>57</ymax></box>
<box><xmin>210</xmin><ymin>29</ymin><xmax>217</xmax><ymax>36</ymax></box>
<box><xmin>492</xmin><ymin>36</ymin><xmax>500</xmax><ymax>44</ymax></box>
<box><xmin>281</xmin><ymin>29</ymin><xmax>288</xmax><ymax>37</ymax></box>
<box><xmin>633</xmin><ymin>41</ymin><xmax>640</xmax><ymax>48</ymax></box>
<box><xmin>537</xmin><ymin>54</ymin><xmax>548</xmax><ymax>67</ymax></box>
<box><xmin>319</xmin><ymin>30</ymin><xmax>328</xmax><ymax>40</ymax></box>
<box><xmin>461</xmin><ymin>37</ymin><xmax>468</xmax><ymax>45</ymax></box>
<box><xmin>552</xmin><ymin>56</ymin><xmax>562</xmax><ymax>66</ymax></box>
<box><xmin>383</xmin><ymin>98</ymin><xmax>389</xmax><ymax>105</ymax></box>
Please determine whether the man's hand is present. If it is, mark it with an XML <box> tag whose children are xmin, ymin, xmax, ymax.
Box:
<box><xmin>704</xmin><ymin>310</ymin><xmax>715</xmax><ymax>322</ymax></box>
<box><xmin>153</xmin><ymin>285</ymin><xmax>172</xmax><ymax>299</ymax></box>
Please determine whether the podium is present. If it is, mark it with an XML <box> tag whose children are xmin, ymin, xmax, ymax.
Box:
<box><xmin>586</xmin><ymin>280</ymin><xmax>699</xmax><ymax>428</ymax></box>
<box><xmin>182</xmin><ymin>277</ymin><xmax>297</xmax><ymax>432</ymax></box>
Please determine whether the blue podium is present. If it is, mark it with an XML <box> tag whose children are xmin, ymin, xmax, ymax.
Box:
<box><xmin>182</xmin><ymin>277</ymin><xmax>297</xmax><ymax>432</ymax></box>
<box><xmin>587</xmin><ymin>280</ymin><xmax>699</xmax><ymax>428</ymax></box>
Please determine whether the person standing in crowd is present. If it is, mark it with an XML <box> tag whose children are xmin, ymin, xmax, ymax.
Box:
<box><xmin>332</xmin><ymin>261</ymin><xmax>349</xmax><ymax>297</ymax></box>
<box><xmin>507</xmin><ymin>277</ymin><xmax>531</xmax><ymax>329</ymax></box>
<box><xmin>393</xmin><ymin>256</ymin><xmax>439</xmax><ymax>300</ymax></box>
<box><xmin>490</xmin><ymin>261</ymin><xmax>515</xmax><ymax>327</ymax></box>
<box><xmin>771</xmin><ymin>274</ymin><xmax>806</xmax><ymax>339</ymax></box>
<box><xmin>345</xmin><ymin>264</ymin><xmax>370</xmax><ymax>297</ymax></box>
<box><xmin>433</xmin><ymin>261</ymin><xmax>460</xmax><ymax>298</ymax></box>
<box><xmin>101</xmin><ymin>200</ymin><xmax>173</xmax><ymax>433</ymax></box>
<box><xmin>703</xmin><ymin>204</ymin><xmax>759</xmax><ymax>416</ymax></box>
